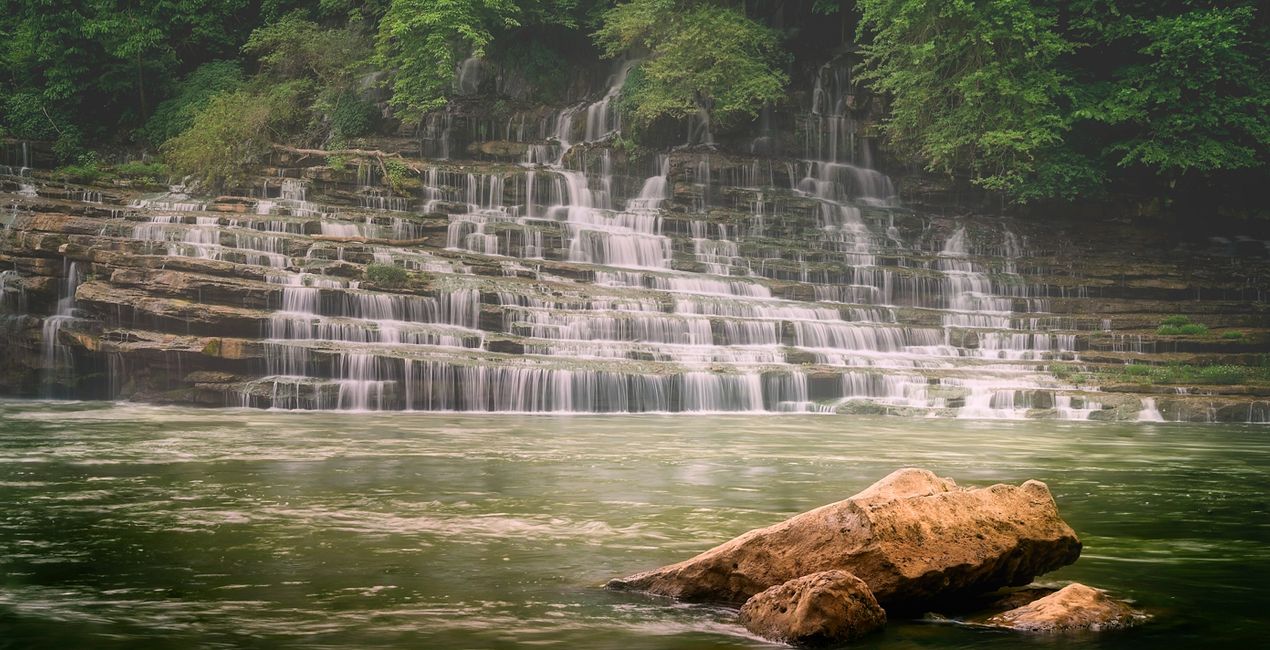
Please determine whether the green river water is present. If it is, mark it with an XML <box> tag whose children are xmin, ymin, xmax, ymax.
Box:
<box><xmin>0</xmin><ymin>399</ymin><xmax>1267</xmax><ymax>648</ymax></box>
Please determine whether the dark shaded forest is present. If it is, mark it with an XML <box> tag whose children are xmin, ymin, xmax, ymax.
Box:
<box><xmin>2</xmin><ymin>1</ymin><xmax>1265</xmax><ymax>213</ymax></box>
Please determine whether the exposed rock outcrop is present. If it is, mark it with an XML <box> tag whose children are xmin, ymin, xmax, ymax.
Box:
<box><xmin>607</xmin><ymin>468</ymin><xmax>1082</xmax><ymax>610</ymax></box>
<box><xmin>985</xmin><ymin>582</ymin><xmax>1147</xmax><ymax>632</ymax></box>
<box><xmin>738</xmin><ymin>570</ymin><xmax>886</xmax><ymax>646</ymax></box>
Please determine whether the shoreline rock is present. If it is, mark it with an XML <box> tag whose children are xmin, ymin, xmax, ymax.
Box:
<box><xmin>738</xmin><ymin>570</ymin><xmax>886</xmax><ymax>646</ymax></box>
<box><xmin>984</xmin><ymin>583</ymin><xmax>1148</xmax><ymax>633</ymax></box>
<box><xmin>607</xmin><ymin>468</ymin><xmax>1082</xmax><ymax>611</ymax></box>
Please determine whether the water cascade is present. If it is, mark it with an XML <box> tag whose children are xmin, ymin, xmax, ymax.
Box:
<box><xmin>4</xmin><ymin>60</ymin><xmax>1262</xmax><ymax>423</ymax></box>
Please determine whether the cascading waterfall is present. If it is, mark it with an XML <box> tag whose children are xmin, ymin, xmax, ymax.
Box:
<box><xmin>796</xmin><ymin>57</ymin><xmax>896</xmax><ymax>207</ymax></box>
<box><xmin>41</xmin><ymin>260</ymin><xmax>81</xmax><ymax>394</ymax></box>
<box><xmin>5</xmin><ymin>56</ymin><xmax>1179</xmax><ymax>420</ymax></box>
<box><xmin>442</xmin><ymin>60</ymin><xmax>673</xmax><ymax>269</ymax></box>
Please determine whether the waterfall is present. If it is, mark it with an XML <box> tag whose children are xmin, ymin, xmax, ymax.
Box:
<box><xmin>455</xmin><ymin>57</ymin><xmax>483</xmax><ymax>95</ymax></box>
<box><xmin>1138</xmin><ymin>398</ymin><xmax>1165</xmax><ymax>422</ymax></box>
<box><xmin>0</xmin><ymin>54</ymin><xmax>1141</xmax><ymax>420</ymax></box>
<box><xmin>443</xmin><ymin>60</ymin><xmax>673</xmax><ymax>269</ymax></box>
<box><xmin>794</xmin><ymin>57</ymin><xmax>897</xmax><ymax>206</ymax></box>
<box><xmin>42</xmin><ymin>260</ymin><xmax>82</xmax><ymax>394</ymax></box>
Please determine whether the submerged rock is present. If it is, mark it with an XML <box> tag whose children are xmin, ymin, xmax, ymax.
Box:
<box><xmin>607</xmin><ymin>468</ymin><xmax>1082</xmax><ymax>610</ymax></box>
<box><xmin>738</xmin><ymin>570</ymin><xmax>885</xmax><ymax>646</ymax></box>
<box><xmin>985</xmin><ymin>582</ymin><xmax>1147</xmax><ymax>632</ymax></box>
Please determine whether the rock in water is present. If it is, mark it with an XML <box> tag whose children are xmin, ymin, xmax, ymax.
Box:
<box><xmin>607</xmin><ymin>468</ymin><xmax>1082</xmax><ymax>610</ymax></box>
<box><xmin>738</xmin><ymin>570</ymin><xmax>886</xmax><ymax>646</ymax></box>
<box><xmin>985</xmin><ymin>583</ymin><xmax>1147</xmax><ymax>632</ymax></box>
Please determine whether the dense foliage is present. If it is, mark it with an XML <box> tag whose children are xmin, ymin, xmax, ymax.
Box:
<box><xmin>1</xmin><ymin>0</ymin><xmax>1264</xmax><ymax>208</ymax></box>
<box><xmin>595</xmin><ymin>0</ymin><xmax>788</xmax><ymax>130</ymax></box>
<box><xmin>857</xmin><ymin>0</ymin><xmax>1268</xmax><ymax>203</ymax></box>
<box><xmin>857</xmin><ymin>0</ymin><xmax>1073</xmax><ymax>198</ymax></box>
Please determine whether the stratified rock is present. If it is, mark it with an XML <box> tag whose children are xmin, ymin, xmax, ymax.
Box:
<box><xmin>985</xmin><ymin>583</ymin><xmax>1147</xmax><ymax>632</ymax></box>
<box><xmin>738</xmin><ymin>570</ymin><xmax>885</xmax><ymax>646</ymax></box>
<box><xmin>607</xmin><ymin>468</ymin><xmax>1081</xmax><ymax>610</ymax></box>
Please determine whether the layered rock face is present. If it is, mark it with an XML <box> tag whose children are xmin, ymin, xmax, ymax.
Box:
<box><xmin>608</xmin><ymin>468</ymin><xmax>1082</xmax><ymax>610</ymax></box>
<box><xmin>1</xmin><ymin>64</ymin><xmax>1268</xmax><ymax>418</ymax></box>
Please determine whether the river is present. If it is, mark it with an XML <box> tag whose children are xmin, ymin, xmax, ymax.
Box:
<box><xmin>1</xmin><ymin>399</ymin><xmax>1266</xmax><ymax>648</ymax></box>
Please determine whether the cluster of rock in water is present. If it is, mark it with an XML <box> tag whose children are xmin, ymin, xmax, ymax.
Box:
<box><xmin>608</xmin><ymin>468</ymin><xmax>1149</xmax><ymax>645</ymax></box>
<box><xmin>0</xmin><ymin>56</ymin><xmax>1267</xmax><ymax>419</ymax></box>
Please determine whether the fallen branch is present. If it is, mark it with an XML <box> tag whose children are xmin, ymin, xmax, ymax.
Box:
<box><xmin>269</xmin><ymin>144</ymin><xmax>419</xmax><ymax>183</ymax></box>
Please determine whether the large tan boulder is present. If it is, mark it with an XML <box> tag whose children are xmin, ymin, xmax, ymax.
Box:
<box><xmin>738</xmin><ymin>570</ymin><xmax>886</xmax><ymax>646</ymax></box>
<box><xmin>607</xmin><ymin>468</ymin><xmax>1081</xmax><ymax>610</ymax></box>
<box><xmin>985</xmin><ymin>583</ymin><xmax>1147</xmax><ymax>632</ymax></box>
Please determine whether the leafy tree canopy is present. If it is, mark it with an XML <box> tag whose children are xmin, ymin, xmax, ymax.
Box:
<box><xmin>595</xmin><ymin>0</ymin><xmax>788</xmax><ymax>129</ymax></box>
<box><xmin>374</xmin><ymin>0</ymin><xmax>523</xmax><ymax>121</ymax></box>
<box><xmin>856</xmin><ymin>0</ymin><xmax>1074</xmax><ymax>198</ymax></box>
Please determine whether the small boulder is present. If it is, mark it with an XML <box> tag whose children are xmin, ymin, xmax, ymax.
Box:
<box><xmin>608</xmin><ymin>468</ymin><xmax>1082</xmax><ymax>611</ymax></box>
<box><xmin>739</xmin><ymin>570</ymin><xmax>886</xmax><ymax>646</ymax></box>
<box><xmin>985</xmin><ymin>583</ymin><xmax>1147</xmax><ymax>632</ymax></box>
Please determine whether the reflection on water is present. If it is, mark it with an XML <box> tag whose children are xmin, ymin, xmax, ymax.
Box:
<box><xmin>0</xmin><ymin>399</ymin><xmax>1267</xmax><ymax>648</ymax></box>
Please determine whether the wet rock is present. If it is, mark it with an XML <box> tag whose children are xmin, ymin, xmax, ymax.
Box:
<box><xmin>607</xmin><ymin>468</ymin><xmax>1081</xmax><ymax>610</ymax></box>
<box><xmin>985</xmin><ymin>583</ymin><xmax>1147</xmax><ymax>632</ymax></box>
<box><xmin>738</xmin><ymin>570</ymin><xmax>886</xmax><ymax>646</ymax></box>
<box><xmin>487</xmin><ymin>339</ymin><xmax>525</xmax><ymax>355</ymax></box>
<box><xmin>467</xmin><ymin>140</ymin><xmax>529</xmax><ymax>160</ymax></box>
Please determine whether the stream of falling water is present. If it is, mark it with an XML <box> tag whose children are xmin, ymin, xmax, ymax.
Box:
<box><xmin>7</xmin><ymin>60</ymin><xmax>1259</xmax><ymax>421</ymax></box>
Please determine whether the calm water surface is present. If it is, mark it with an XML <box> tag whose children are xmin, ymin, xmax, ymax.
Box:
<box><xmin>1</xmin><ymin>400</ymin><xmax>1267</xmax><ymax>648</ymax></box>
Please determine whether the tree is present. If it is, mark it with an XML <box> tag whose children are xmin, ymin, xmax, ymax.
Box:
<box><xmin>375</xmin><ymin>0</ymin><xmax>522</xmax><ymax>122</ymax></box>
<box><xmin>594</xmin><ymin>0</ymin><xmax>788</xmax><ymax>131</ymax></box>
<box><xmin>1068</xmin><ymin>1</ymin><xmax>1268</xmax><ymax>181</ymax></box>
<box><xmin>140</xmin><ymin>61</ymin><xmax>245</xmax><ymax>146</ymax></box>
<box><xmin>0</xmin><ymin>0</ymin><xmax>255</xmax><ymax>158</ymax></box>
<box><xmin>163</xmin><ymin>85</ymin><xmax>307</xmax><ymax>191</ymax></box>
<box><xmin>856</xmin><ymin>0</ymin><xmax>1075</xmax><ymax>199</ymax></box>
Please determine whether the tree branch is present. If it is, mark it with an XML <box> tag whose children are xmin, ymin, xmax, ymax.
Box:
<box><xmin>269</xmin><ymin>144</ymin><xmax>418</xmax><ymax>184</ymax></box>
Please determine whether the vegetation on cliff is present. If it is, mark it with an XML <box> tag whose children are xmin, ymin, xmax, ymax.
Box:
<box><xmin>1</xmin><ymin>0</ymin><xmax>1265</xmax><ymax>208</ymax></box>
<box><xmin>856</xmin><ymin>0</ymin><xmax>1268</xmax><ymax>204</ymax></box>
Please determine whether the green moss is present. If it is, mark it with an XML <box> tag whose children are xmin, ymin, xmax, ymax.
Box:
<box><xmin>382</xmin><ymin>159</ymin><xmax>413</xmax><ymax>194</ymax></box>
<box><xmin>1221</xmin><ymin>331</ymin><xmax>1246</xmax><ymax>340</ymax></box>
<box><xmin>366</xmin><ymin>263</ymin><xmax>408</xmax><ymax>287</ymax></box>
<box><xmin>1157</xmin><ymin>323</ymin><xmax>1208</xmax><ymax>335</ymax></box>
<box><xmin>1094</xmin><ymin>362</ymin><xmax>1269</xmax><ymax>386</ymax></box>
<box><xmin>114</xmin><ymin>161</ymin><xmax>168</xmax><ymax>184</ymax></box>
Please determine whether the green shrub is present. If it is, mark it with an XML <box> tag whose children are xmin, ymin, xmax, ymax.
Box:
<box><xmin>163</xmin><ymin>83</ymin><xmax>308</xmax><ymax>191</ymax></box>
<box><xmin>1159</xmin><ymin>315</ymin><xmax>1191</xmax><ymax>326</ymax></box>
<box><xmin>365</xmin><ymin>263</ymin><xmax>408</xmax><ymax>287</ymax></box>
<box><xmin>1192</xmin><ymin>365</ymin><xmax>1247</xmax><ymax>385</ymax></box>
<box><xmin>1123</xmin><ymin>363</ymin><xmax>1154</xmax><ymax>376</ymax></box>
<box><xmin>114</xmin><ymin>162</ymin><xmax>169</xmax><ymax>183</ymax></box>
<box><xmin>330</xmin><ymin>91</ymin><xmax>378</xmax><ymax>139</ymax></box>
<box><xmin>140</xmin><ymin>61</ymin><xmax>245</xmax><ymax>147</ymax></box>
<box><xmin>1221</xmin><ymin>330</ymin><xmax>1246</xmax><ymax>340</ymax></box>
<box><xmin>383</xmin><ymin>159</ymin><xmax>412</xmax><ymax>194</ymax></box>
<box><xmin>53</xmin><ymin>152</ymin><xmax>104</xmax><ymax>183</ymax></box>
<box><xmin>1157</xmin><ymin>323</ymin><xmax>1208</xmax><ymax>336</ymax></box>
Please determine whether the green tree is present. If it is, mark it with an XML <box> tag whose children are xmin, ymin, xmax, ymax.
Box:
<box><xmin>0</xmin><ymin>0</ymin><xmax>255</xmax><ymax>157</ymax></box>
<box><xmin>856</xmin><ymin>0</ymin><xmax>1075</xmax><ymax>198</ymax></box>
<box><xmin>375</xmin><ymin>0</ymin><xmax>522</xmax><ymax>122</ymax></box>
<box><xmin>595</xmin><ymin>0</ymin><xmax>788</xmax><ymax>130</ymax></box>
<box><xmin>140</xmin><ymin>61</ymin><xmax>245</xmax><ymax>146</ymax></box>
<box><xmin>1068</xmin><ymin>1</ymin><xmax>1268</xmax><ymax>180</ymax></box>
<box><xmin>243</xmin><ymin>12</ymin><xmax>377</xmax><ymax>142</ymax></box>
<box><xmin>163</xmin><ymin>83</ymin><xmax>308</xmax><ymax>191</ymax></box>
